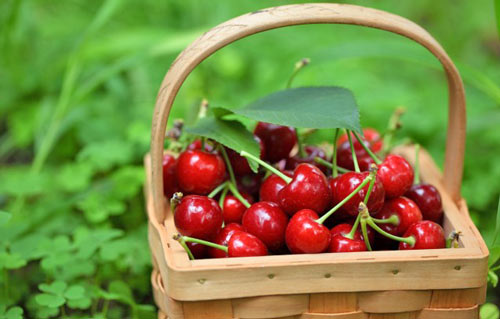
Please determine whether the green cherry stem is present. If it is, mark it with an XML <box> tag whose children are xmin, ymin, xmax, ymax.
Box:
<box><xmin>173</xmin><ymin>234</ymin><xmax>195</xmax><ymax>260</ymax></box>
<box><xmin>414</xmin><ymin>144</ymin><xmax>421</xmax><ymax>184</ymax></box>
<box><xmin>315</xmin><ymin>172</ymin><xmax>374</xmax><ymax>225</ymax></box>
<box><xmin>286</xmin><ymin>58</ymin><xmax>310</xmax><ymax>89</ymax></box>
<box><xmin>208</xmin><ymin>181</ymin><xmax>228</xmax><ymax>198</ymax></box>
<box><xmin>360</xmin><ymin>218</ymin><xmax>373</xmax><ymax>251</ymax></box>
<box><xmin>219</xmin><ymin>187</ymin><xmax>229</xmax><ymax>209</ymax></box>
<box><xmin>332</xmin><ymin>128</ymin><xmax>340</xmax><ymax>177</ymax></box>
<box><xmin>366</xmin><ymin>218</ymin><xmax>415</xmax><ymax>246</ymax></box>
<box><xmin>240</xmin><ymin>151</ymin><xmax>292</xmax><ymax>183</ymax></box>
<box><xmin>314</xmin><ymin>157</ymin><xmax>350</xmax><ymax>173</ymax></box>
<box><xmin>346</xmin><ymin>129</ymin><xmax>360</xmax><ymax>173</ymax></box>
<box><xmin>295</xmin><ymin>128</ymin><xmax>306</xmax><ymax>158</ymax></box>
<box><xmin>228</xmin><ymin>182</ymin><xmax>251</xmax><ymax>208</ymax></box>
<box><xmin>218</xmin><ymin>145</ymin><xmax>237</xmax><ymax>186</ymax></box>
<box><xmin>170</xmin><ymin>192</ymin><xmax>183</xmax><ymax>211</ymax></box>
<box><xmin>371</xmin><ymin>215</ymin><xmax>400</xmax><ymax>225</ymax></box>
<box><xmin>178</xmin><ymin>235</ymin><xmax>228</xmax><ymax>253</ymax></box>
<box><xmin>363</xmin><ymin>165</ymin><xmax>378</xmax><ymax>205</ymax></box>
<box><xmin>345</xmin><ymin>213</ymin><xmax>361</xmax><ymax>240</ymax></box>
<box><xmin>382</xmin><ymin>107</ymin><xmax>406</xmax><ymax>156</ymax></box>
<box><xmin>352</xmin><ymin>131</ymin><xmax>382</xmax><ymax>165</ymax></box>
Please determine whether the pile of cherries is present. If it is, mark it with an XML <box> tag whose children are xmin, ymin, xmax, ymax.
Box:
<box><xmin>164</xmin><ymin>121</ymin><xmax>448</xmax><ymax>259</ymax></box>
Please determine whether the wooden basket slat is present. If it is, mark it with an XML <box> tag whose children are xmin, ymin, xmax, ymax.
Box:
<box><xmin>418</xmin><ymin>305</ymin><xmax>479</xmax><ymax>319</ymax></box>
<box><xmin>308</xmin><ymin>293</ymin><xmax>358</xmax><ymax>313</ymax></box>
<box><xmin>233</xmin><ymin>294</ymin><xmax>309</xmax><ymax>318</ymax></box>
<box><xmin>301</xmin><ymin>312</ymin><xmax>367</xmax><ymax>319</ymax></box>
<box><xmin>429</xmin><ymin>286</ymin><xmax>486</xmax><ymax>308</ymax></box>
<box><xmin>357</xmin><ymin>291</ymin><xmax>430</xmax><ymax>313</ymax></box>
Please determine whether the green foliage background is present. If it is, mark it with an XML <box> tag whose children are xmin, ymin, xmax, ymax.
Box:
<box><xmin>0</xmin><ymin>0</ymin><xmax>499</xmax><ymax>317</ymax></box>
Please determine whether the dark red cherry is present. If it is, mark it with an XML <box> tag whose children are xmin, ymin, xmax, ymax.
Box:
<box><xmin>162</xmin><ymin>153</ymin><xmax>178</xmax><ymax>198</ymax></box>
<box><xmin>278</xmin><ymin>164</ymin><xmax>331</xmax><ymax>216</ymax></box>
<box><xmin>405</xmin><ymin>184</ymin><xmax>443</xmax><ymax>223</ymax></box>
<box><xmin>228</xmin><ymin>231</ymin><xmax>268</xmax><ymax>257</ymax></box>
<box><xmin>329</xmin><ymin>224</ymin><xmax>367</xmax><ymax>253</ymax></box>
<box><xmin>332</xmin><ymin>171</ymin><xmax>385</xmax><ymax>216</ymax></box>
<box><xmin>377</xmin><ymin>155</ymin><xmax>414</xmax><ymax>199</ymax></box>
<box><xmin>285</xmin><ymin>146</ymin><xmax>329</xmax><ymax>173</ymax></box>
<box><xmin>222</xmin><ymin>192</ymin><xmax>254</xmax><ymax>224</ymax></box>
<box><xmin>242</xmin><ymin>201</ymin><xmax>288</xmax><ymax>251</ymax></box>
<box><xmin>399</xmin><ymin>221</ymin><xmax>446</xmax><ymax>250</ymax></box>
<box><xmin>259</xmin><ymin>171</ymin><xmax>293</xmax><ymax>204</ymax></box>
<box><xmin>187</xmin><ymin>242</ymin><xmax>209</xmax><ymax>259</ymax></box>
<box><xmin>187</xmin><ymin>139</ymin><xmax>216</xmax><ymax>152</ymax></box>
<box><xmin>376</xmin><ymin>197</ymin><xmax>423</xmax><ymax>236</ymax></box>
<box><xmin>254</xmin><ymin>122</ymin><xmax>297</xmax><ymax>163</ymax></box>
<box><xmin>176</xmin><ymin>149</ymin><xmax>226</xmax><ymax>195</ymax></box>
<box><xmin>209</xmin><ymin>223</ymin><xmax>244</xmax><ymax>258</ymax></box>
<box><xmin>226</xmin><ymin>136</ymin><xmax>266</xmax><ymax>176</ymax></box>
<box><xmin>174</xmin><ymin>195</ymin><xmax>223</xmax><ymax>240</ymax></box>
<box><xmin>337</xmin><ymin>128</ymin><xmax>383</xmax><ymax>152</ymax></box>
<box><xmin>237</xmin><ymin>173</ymin><xmax>263</xmax><ymax>198</ymax></box>
<box><xmin>285</xmin><ymin>209</ymin><xmax>330</xmax><ymax>254</ymax></box>
<box><xmin>336</xmin><ymin>140</ymin><xmax>375</xmax><ymax>172</ymax></box>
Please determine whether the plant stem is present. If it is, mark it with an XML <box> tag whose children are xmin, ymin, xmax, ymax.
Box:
<box><xmin>314</xmin><ymin>157</ymin><xmax>349</xmax><ymax>173</ymax></box>
<box><xmin>382</xmin><ymin>107</ymin><xmax>406</xmax><ymax>156</ymax></box>
<box><xmin>360</xmin><ymin>218</ymin><xmax>373</xmax><ymax>251</ymax></box>
<box><xmin>366</xmin><ymin>218</ymin><xmax>415</xmax><ymax>246</ymax></box>
<box><xmin>414</xmin><ymin>144</ymin><xmax>421</xmax><ymax>184</ymax></box>
<box><xmin>208</xmin><ymin>181</ymin><xmax>228</xmax><ymax>198</ymax></box>
<box><xmin>346</xmin><ymin>129</ymin><xmax>360</xmax><ymax>173</ymax></box>
<box><xmin>352</xmin><ymin>131</ymin><xmax>382</xmax><ymax>165</ymax></box>
<box><xmin>219</xmin><ymin>187</ymin><xmax>229</xmax><ymax>208</ymax></box>
<box><xmin>240</xmin><ymin>151</ymin><xmax>292</xmax><ymax>183</ymax></box>
<box><xmin>60</xmin><ymin>305</ymin><xmax>67</xmax><ymax>319</ymax></box>
<box><xmin>316</xmin><ymin>173</ymin><xmax>373</xmax><ymax>225</ymax></box>
<box><xmin>295</xmin><ymin>128</ymin><xmax>306</xmax><ymax>158</ymax></box>
<box><xmin>363</xmin><ymin>166</ymin><xmax>377</xmax><ymax>204</ymax></box>
<box><xmin>332</xmin><ymin>128</ymin><xmax>340</xmax><ymax>177</ymax></box>
<box><xmin>286</xmin><ymin>58</ymin><xmax>310</xmax><ymax>89</ymax></box>
<box><xmin>170</xmin><ymin>192</ymin><xmax>183</xmax><ymax>212</ymax></box>
<box><xmin>345</xmin><ymin>213</ymin><xmax>361</xmax><ymax>240</ymax></box>
<box><xmin>372</xmin><ymin>215</ymin><xmax>400</xmax><ymax>225</ymax></box>
<box><xmin>102</xmin><ymin>299</ymin><xmax>110</xmax><ymax>318</ymax></box>
<box><xmin>3</xmin><ymin>268</ymin><xmax>8</xmax><ymax>300</ymax></box>
<box><xmin>181</xmin><ymin>235</ymin><xmax>228</xmax><ymax>253</ymax></box>
<box><xmin>176</xmin><ymin>236</ymin><xmax>195</xmax><ymax>260</ymax></box>
<box><xmin>227</xmin><ymin>182</ymin><xmax>251</xmax><ymax>208</ymax></box>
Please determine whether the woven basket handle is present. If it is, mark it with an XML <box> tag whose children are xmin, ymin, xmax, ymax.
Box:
<box><xmin>151</xmin><ymin>3</ymin><xmax>466</xmax><ymax>222</ymax></box>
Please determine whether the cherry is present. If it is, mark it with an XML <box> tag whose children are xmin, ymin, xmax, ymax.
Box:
<box><xmin>242</xmin><ymin>201</ymin><xmax>288</xmax><ymax>251</ymax></box>
<box><xmin>174</xmin><ymin>195</ymin><xmax>223</xmax><ymax>240</ymax></box>
<box><xmin>399</xmin><ymin>221</ymin><xmax>446</xmax><ymax>250</ymax></box>
<box><xmin>336</xmin><ymin>140</ymin><xmax>375</xmax><ymax>172</ymax></box>
<box><xmin>227</xmin><ymin>231</ymin><xmax>268</xmax><ymax>257</ymax></box>
<box><xmin>329</xmin><ymin>224</ymin><xmax>367</xmax><ymax>253</ymax></box>
<box><xmin>162</xmin><ymin>154</ymin><xmax>178</xmax><ymax>198</ymax></box>
<box><xmin>237</xmin><ymin>173</ymin><xmax>263</xmax><ymax>198</ymax></box>
<box><xmin>405</xmin><ymin>184</ymin><xmax>443</xmax><ymax>223</ymax></box>
<box><xmin>226</xmin><ymin>136</ymin><xmax>266</xmax><ymax>176</ymax></box>
<box><xmin>254</xmin><ymin>122</ymin><xmax>297</xmax><ymax>163</ymax></box>
<box><xmin>176</xmin><ymin>149</ymin><xmax>226</xmax><ymax>195</ymax></box>
<box><xmin>332</xmin><ymin>171</ymin><xmax>385</xmax><ymax>216</ymax></box>
<box><xmin>375</xmin><ymin>197</ymin><xmax>422</xmax><ymax>236</ymax></box>
<box><xmin>222</xmin><ymin>192</ymin><xmax>254</xmax><ymax>224</ymax></box>
<box><xmin>278</xmin><ymin>163</ymin><xmax>331</xmax><ymax>216</ymax></box>
<box><xmin>209</xmin><ymin>223</ymin><xmax>245</xmax><ymax>258</ymax></box>
<box><xmin>337</xmin><ymin>128</ymin><xmax>383</xmax><ymax>152</ymax></box>
<box><xmin>186</xmin><ymin>242</ymin><xmax>209</xmax><ymax>259</ymax></box>
<box><xmin>377</xmin><ymin>154</ymin><xmax>414</xmax><ymax>199</ymax></box>
<box><xmin>259</xmin><ymin>171</ymin><xmax>293</xmax><ymax>204</ymax></box>
<box><xmin>286</xmin><ymin>145</ymin><xmax>329</xmax><ymax>173</ymax></box>
<box><xmin>285</xmin><ymin>209</ymin><xmax>330</xmax><ymax>254</ymax></box>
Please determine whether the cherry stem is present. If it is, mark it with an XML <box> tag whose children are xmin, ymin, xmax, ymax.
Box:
<box><xmin>295</xmin><ymin>128</ymin><xmax>306</xmax><ymax>158</ymax></box>
<box><xmin>382</xmin><ymin>107</ymin><xmax>405</xmax><ymax>156</ymax></box>
<box><xmin>218</xmin><ymin>187</ymin><xmax>229</xmax><ymax>209</ymax></box>
<box><xmin>372</xmin><ymin>215</ymin><xmax>400</xmax><ymax>225</ymax></box>
<box><xmin>365</xmin><ymin>218</ymin><xmax>415</xmax><ymax>246</ymax></box>
<box><xmin>332</xmin><ymin>128</ymin><xmax>340</xmax><ymax>177</ymax></box>
<box><xmin>180</xmin><ymin>235</ymin><xmax>228</xmax><ymax>253</ymax></box>
<box><xmin>173</xmin><ymin>235</ymin><xmax>195</xmax><ymax>260</ymax></box>
<box><xmin>363</xmin><ymin>165</ymin><xmax>377</xmax><ymax>205</ymax></box>
<box><xmin>316</xmin><ymin>171</ymin><xmax>374</xmax><ymax>225</ymax></box>
<box><xmin>218</xmin><ymin>146</ymin><xmax>237</xmax><ymax>186</ymax></box>
<box><xmin>227</xmin><ymin>182</ymin><xmax>251</xmax><ymax>208</ymax></box>
<box><xmin>352</xmin><ymin>131</ymin><xmax>382</xmax><ymax>165</ymax></box>
<box><xmin>314</xmin><ymin>157</ymin><xmax>349</xmax><ymax>173</ymax></box>
<box><xmin>208</xmin><ymin>181</ymin><xmax>228</xmax><ymax>198</ymax></box>
<box><xmin>346</xmin><ymin>129</ymin><xmax>360</xmax><ymax>173</ymax></box>
<box><xmin>170</xmin><ymin>192</ymin><xmax>183</xmax><ymax>212</ymax></box>
<box><xmin>414</xmin><ymin>144</ymin><xmax>421</xmax><ymax>184</ymax></box>
<box><xmin>286</xmin><ymin>58</ymin><xmax>310</xmax><ymax>89</ymax></box>
<box><xmin>345</xmin><ymin>213</ymin><xmax>361</xmax><ymax>240</ymax></box>
<box><xmin>360</xmin><ymin>218</ymin><xmax>373</xmax><ymax>251</ymax></box>
<box><xmin>240</xmin><ymin>151</ymin><xmax>292</xmax><ymax>184</ymax></box>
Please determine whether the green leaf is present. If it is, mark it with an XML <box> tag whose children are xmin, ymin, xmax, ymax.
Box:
<box><xmin>185</xmin><ymin>116</ymin><xmax>260</xmax><ymax>172</ymax></box>
<box><xmin>39</xmin><ymin>281</ymin><xmax>67</xmax><ymax>295</ymax></box>
<box><xmin>496</xmin><ymin>0</ymin><xmax>500</xmax><ymax>38</ymax></box>
<box><xmin>0</xmin><ymin>252</ymin><xmax>27</xmax><ymax>270</ymax></box>
<box><xmin>491</xmin><ymin>196</ymin><xmax>500</xmax><ymax>246</ymax></box>
<box><xmin>64</xmin><ymin>285</ymin><xmax>85</xmax><ymax>300</ymax></box>
<box><xmin>0</xmin><ymin>211</ymin><xmax>11</xmax><ymax>227</ymax></box>
<box><xmin>3</xmin><ymin>307</ymin><xmax>24</xmax><ymax>319</ymax></box>
<box><xmin>229</xmin><ymin>86</ymin><xmax>361</xmax><ymax>132</ymax></box>
<box><xmin>108</xmin><ymin>280</ymin><xmax>134</xmax><ymax>305</ymax></box>
<box><xmin>489</xmin><ymin>246</ymin><xmax>500</xmax><ymax>267</ymax></box>
<box><xmin>134</xmin><ymin>304</ymin><xmax>157</xmax><ymax>319</ymax></box>
<box><xmin>481</xmin><ymin>303</ymin><xmax>500</xmax><ymax>319</ymax></box>
<box><xmin>488</xmin><ymin>270</ymin><xmax>499</xmax><ymax>287</ymax></box>
<box><xmin>67</xmin><ymin>297</ymin><xmax>92</xmax><ymax>310</ymax></box>
<box><xmin>35</xmin><ymin>305</ymin><xmax>60</xmax><ymax>318</ymax></box>
<box><xmin>35</xmin><ymin>293</ymin><xmax>66</xmax><ymax>308</ymax></box>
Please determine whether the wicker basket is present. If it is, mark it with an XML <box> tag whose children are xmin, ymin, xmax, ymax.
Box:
<box><xmin>145</xmin><ymin>3</ymin><xmax>489</xmax><ymax>318</ymax></box>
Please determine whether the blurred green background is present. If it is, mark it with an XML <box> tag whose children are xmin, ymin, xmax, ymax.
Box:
<box><xmin>1</xmin><ymin>0</ymin><xmax>499</xmax><ymax>318</ymax></box>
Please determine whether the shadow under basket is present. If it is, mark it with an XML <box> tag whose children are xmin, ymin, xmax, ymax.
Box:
<box><xmin>144</xmin><ymin>3</ymin><xmax>489</xmax><ymax>319</ymax></box>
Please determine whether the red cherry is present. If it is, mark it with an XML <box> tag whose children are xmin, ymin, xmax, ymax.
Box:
<box><xmin>377</xmin><ymin>155</ymin><xmax>414</xmax><ymax>199</ymax></box>
<box><xmin>405</xmin><ymin>184</ymin><xmax>443</xmax><ymax>223</ymax></box>
<box><xmin>259</xmin><ymin>171</ymin><xmax>293</xmax><ymax>204</ymax></box>
<box><xmin>254</xmin><ymin>122</ymin><xmax>297</xmax><ymax>163</ymax></box>
<box><xmin>332</xmin><ymin>171</ymin><xmax>385</xmax><ymax>216</ymax></box>
<box><xmin>209</xmin><ymin>223</ymin><xmax>245</xmax><ymax>258</ymax></box>
<box><xmin>236</xmin><ymin>173</ymin><xmax>263</xmax><ymax>198</ymax></box>
<box><xmin>162</xmin><ymin>154</ymin><xmax>178</xmax><ymax>198</ymax></box>
<box><xmin>376</xmin><ymin>197</ymin><xmax>422</xmax><ymax>236</ymax></box>
<box><xmin>222</xmin><ymin>192</ymin><xmax>254</xmax><ymax>224</ymax></box>
<box><xmin>285</xmin><ymin>146</ymin><xmax>329</xmax><ymax>173</ymax></box>
<box><xmin>228</xmin><ymin>231</ymin><xmax>268</xmax><ymax>257</ymax></box>
<box><xmin>176</xmin><ymin>149</ymin><xmax>226</xmax><ymax>195</ymax></box>
<box><xmin>285</xmin><ymin>209</ymin><xmax>330</xmax><ymax>254</ymax></box>
<box><xmin>278</xmin><ymin>164</ymin><xmax>331</xmax><ymax>216</ymax></box>
<box><xmin>226</xmin><ymin>136</ymin><xmax>266</xmax><ymax>176</ymax></box>
<box><xmin>187</xmin><ymin>242</ymin><xmax>208</xmax><ymax>259</ymax></box>
<box><xmin>174</xmin><ymin>195</ymin><xmax>223</xmax><ymax>240</ymax></box>
<box><xmin>242</xmin><ymin>201</ymin><xmax>288</xmax><ymax>251</ymax></box>
<box><xmin>336</xmin><ymin>140</ymin><xmax>375</xmax><ymax>172</ymax></box>
<box><xmin>337</xmin><ymin>128</ymin><xmax>383</xmax><ymax>152</ymax></box>
<box><xmin>187</xmin><ymin>139</ymin><xmax>215</xmax><ymax>152</ymax></box>
<box><xmin>329</xmin><ymin>224</ymin><xmax>367</xmax><ymax>252</ymax></box>
<box><xmin>399</xmin><ymin>221</ymin><xmax>445</xmax><ymax>250</ymax></box>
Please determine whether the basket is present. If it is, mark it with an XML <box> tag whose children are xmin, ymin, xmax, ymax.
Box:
<box><xmin>145</xmin><ymin>3</ymin><xmax>489</xmax><ymax>318</ymax></box>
